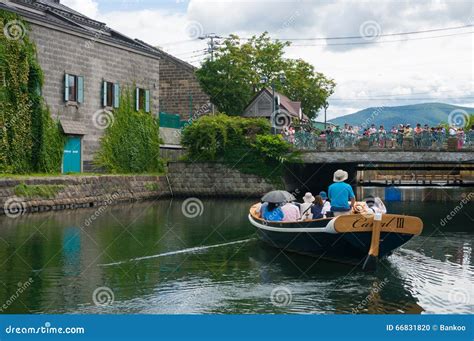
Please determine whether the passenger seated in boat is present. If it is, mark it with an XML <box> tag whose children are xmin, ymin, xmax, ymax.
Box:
<box><xmin>310</xmin><ymin>195</ymin><xmax>324</xmax><ymax>219</ymax></box>
<box><xmin>328</xmin><ymin>169</ymin><xmax>355</xmax><ymax>217</ymax></box>
<box><xmin>365</xmin><ymin>196</ymin><xmax>387</xmax><ymax>214</ymax></box>
<box><xmin>255</xmin><ymin>202</ymin><xmax>267</xmax><ymax>218</ymax></box>
<box><xmin>319</xmin><ymin>191</ymin><xmax>331</xmax><ymax>217</ymax></box>
<box><xmin>300</xmin><ymin>192</ymin><xmax>315</xmax><ymax>220</ymax></box>
<box><xmin>281</xmin><ymin>201</ymin><xmax>301</xmax><ymax>222</ymax></box>
<box><xmin>262</xmin><ymin>202</ymin><xmax>284</xmax><ymax>221</ymax></box>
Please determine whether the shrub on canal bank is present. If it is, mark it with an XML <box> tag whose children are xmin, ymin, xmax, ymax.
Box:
<box><xmin>181</xmin><ymin>114</ymin><xmax>299</xmax><ymax>183</ymax></box>
<box><xmin>94</xmin><ymin>88</ymin><xmax>165</xmax><ymax>174</ymax></box>
<box><xmin>0</xmin><ymin>10</ymin><xmax>64</xmax><ymax>174</ymax></box>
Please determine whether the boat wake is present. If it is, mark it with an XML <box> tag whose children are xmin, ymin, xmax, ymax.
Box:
<box><xmin>98</xmin><ymin>238</ymin><xmax>256</xmax><ymax>267</ymax></box>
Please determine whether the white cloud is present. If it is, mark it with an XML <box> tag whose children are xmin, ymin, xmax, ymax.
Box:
<box><xmin>60</xmin><ymin>0</ymin><xmax>474</xmax><ymax>118</ymax></box>
<box><xmin>62</xmin><ymin>0</ymin><xmax>99</xmax><ymax>19</ymax></box>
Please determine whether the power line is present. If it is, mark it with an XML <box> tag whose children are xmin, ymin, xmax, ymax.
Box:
<box><xmin>331</xmin><ymin>89</ymin><xmax>473</xmax><ymax>99</ymax></box>
<box><xmin>158</xmin><ymin>39</ymin><xmax>198</xmax><ymax>46</ymax></box>
<box><xmin>255</xmin><ymin>24</ymin><xmax>474</xmax><ymax>41</ymax></box>
<box><xmin>152</xmin><ymin>24</ymin><xmax>474</xmax><ymax>47</ymax></box>
<box><xmin>172</xmin><ymin>49</ymin><xmax>207</xmax><ymax>57</ymax></box>
<box><xmin>330</xmin><ymin>96</ymin><xmax>474</xmax><ymax>101</ymax></box>
<box><xmin>290</xmin><ymin>30</ymin><xmax>473</xmax><ymax>46</ymax></box>
<box><xmin>180</xmin><ymin>51</ymin><xmax>208</xmax><ymax>59</ymax></box>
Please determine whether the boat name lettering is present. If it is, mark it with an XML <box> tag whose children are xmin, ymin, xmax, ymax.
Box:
<box><xmin>351</xmin><ymin>217</ymin><xmax>405</xmax><ymax>229</ymax></box>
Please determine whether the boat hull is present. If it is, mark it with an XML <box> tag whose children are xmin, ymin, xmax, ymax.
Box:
<box><xmin>249</xmin><ymin>215</ymin><xmax>414</xmax><ymax>266</ymax></box>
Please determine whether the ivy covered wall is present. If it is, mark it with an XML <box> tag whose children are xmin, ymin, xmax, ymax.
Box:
<box><xmin>0</xmin><ymin>10</ymin><xmax>64</xmax><ymax>174</ymax></box>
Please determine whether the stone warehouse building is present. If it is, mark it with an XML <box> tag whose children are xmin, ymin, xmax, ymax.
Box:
<box><xmin>1</xmin><ymin>0</ymin><xmax>210</xmax><ymax>172</ymax></box>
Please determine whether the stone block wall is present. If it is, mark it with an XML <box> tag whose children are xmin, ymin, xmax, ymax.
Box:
<box><xmin>158</xmin><ymin>55</ymin><xmax>210</xmax><ymax>119</ymax></box>
<box><xmin>167</xmin><ymin>162</ymin><xmax>276</xmax><ymax>197</ymax></box>
<box><xmin>0</xmin><ymin>175</ymin><xmax>170</xmax><ymax>216</ymax></box>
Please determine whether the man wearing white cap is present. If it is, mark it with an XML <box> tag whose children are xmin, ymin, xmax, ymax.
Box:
<box><xmin>328</xmin><ymin>169</ymin><xmax>356</xmax><ymax>216</ymax></box>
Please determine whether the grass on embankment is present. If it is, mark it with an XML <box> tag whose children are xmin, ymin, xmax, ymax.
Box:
<box><xmin>14</xmin><ymin>183</ymin><xmax>65</xmax><ymax>199</ymax></box>
<box><xmin>0</xmin><ymin>172</ymin><xmax>165</xmax><ymax>179</ymax></box>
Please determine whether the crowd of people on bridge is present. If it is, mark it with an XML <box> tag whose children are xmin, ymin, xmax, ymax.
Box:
<box><xmin>256</xmin><ymin>169</ymin><xmax>387</xmax><ymax>222</ymax></box>
<box><xmin>283</xmin><ymin>122</ymin><xmax>474</xmax><ymax>150</ymax></box>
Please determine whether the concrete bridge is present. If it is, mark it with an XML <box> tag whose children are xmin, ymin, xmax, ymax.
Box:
<box><xmin>299</xmin><ymin>150</ymin><xmax>474</xmax><ymax>164</ymax></box>
<box><xmin>283</xmin><ymin>149</ymin><xmax>474</xmax><ymax>196</ymax></box>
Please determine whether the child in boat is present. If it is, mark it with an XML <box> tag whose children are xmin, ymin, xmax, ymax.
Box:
<box><xmin>262</xmin><ymin>202</ymin><xmax>284</xmax><ymax>221</ymax></box>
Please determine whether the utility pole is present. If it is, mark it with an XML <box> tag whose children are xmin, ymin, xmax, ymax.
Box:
<box><xmin>199</xmin><ymin>33</ymin><xmax>221</xmax><ymax>114</ymax></box>
<box><xmin>324</xmin><ymin>101</ymin><xmax>329</xmax><ymax>130</ymax></box>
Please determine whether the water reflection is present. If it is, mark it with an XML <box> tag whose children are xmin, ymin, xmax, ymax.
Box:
<box><xmin>0</xmin><ymin>191</ymin><xmax>472</xmax><ymax>314</ymax></box>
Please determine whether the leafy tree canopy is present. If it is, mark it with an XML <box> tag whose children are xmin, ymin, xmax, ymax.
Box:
<box><xmin>196</xmin><ymin>32</ymin><xmax>336</xmax><ymax>119</ymax></box>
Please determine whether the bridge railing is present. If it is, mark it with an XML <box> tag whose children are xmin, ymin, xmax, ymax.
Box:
<box><xmin>285</xmin><ymin>131</ymin><xmax>474</xmax><ymax>151</ymax></box>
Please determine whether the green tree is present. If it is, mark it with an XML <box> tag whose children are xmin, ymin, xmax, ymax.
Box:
<box><xmin>196</xmin><ymin>32</ymin><xmax>335</xmax><ymax>119</ymax></box>
<box><xmin>181</xmin><ymin>114</ymin><xmax>299</xmax><ymax>184</ymax></box>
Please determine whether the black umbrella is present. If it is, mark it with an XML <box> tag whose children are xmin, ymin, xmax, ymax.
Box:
<box><xmin>261</xmin><ymin>190</ymin><xmax>296</xmax><ymax>203</ymax></box>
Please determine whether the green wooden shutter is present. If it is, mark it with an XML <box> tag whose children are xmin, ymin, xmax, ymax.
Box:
<box><xmin>113</xmin><ymin>83</ymin><xmax>120</xmax><ymax>108</ymax></box>
<box><xmin>135</xmin><ymin>87</ymin><xmax>139</xmax><ymax>111</ymax></box>
<box><xmin>77</xmin><ymin>76</ymin><xmax>84</xmax><ymax>103</ymax></box>
<box><xmin>102</xmin><ymin>81</ymin><xmax>107</xmax><ymax>107</ymax></box>
<box><xmin>145</xmin><ymin>89</ymin><xmax>150</xmax><ymax>113</ymax></box>
<box><xmin>64</xmin><ymin>73</ymin><xmax>69</xmax><ymax>101</ymax></box>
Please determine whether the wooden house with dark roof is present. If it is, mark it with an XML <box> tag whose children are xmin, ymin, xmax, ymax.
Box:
<box><xmin>242</xmin><ymin>88</ymin><xmax>309</xmax><ymax>127</ymax></box>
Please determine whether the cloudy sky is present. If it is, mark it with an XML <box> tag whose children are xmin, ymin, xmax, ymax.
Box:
<box><xmin>62</xmin><ymin>0</ymin><xmax>473</xmax><ymax>120</ymax></box>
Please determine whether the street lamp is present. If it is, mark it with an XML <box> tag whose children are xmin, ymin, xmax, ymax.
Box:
<box><xmin>324</xmin><ymin>101</ymin><xmax>329</xmax><ymax>130</ymax></box>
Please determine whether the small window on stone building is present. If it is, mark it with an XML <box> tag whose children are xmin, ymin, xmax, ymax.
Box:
<box><xmin>135</xmin><ymin>87</ymin><xmax>150</xmax><ymax>113</ymax></box>
<box><xmin>64</xmin><ymin>73</ymin><xmax>84</xmax><ymax>103</ymax></box>
<box><xmin>102</xmin><ymin>81</ymin><xmax>120</xmax><ymax>108</ymax></box>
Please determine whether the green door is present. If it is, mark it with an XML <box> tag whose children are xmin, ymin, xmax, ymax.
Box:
<box><xmin>63</xmin><ymin>136</ymin><xmax>81</xmax><ymax>173</ymax></box>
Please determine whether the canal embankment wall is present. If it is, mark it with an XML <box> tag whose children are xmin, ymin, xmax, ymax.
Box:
<box><xmin>0</xmin><ymin>175</ymin><xmax>171</xmax><ymax>216</ymax></box>
<box><xmin>0</xmin><ymin>162</ymin><xmax>276</xmax><ymax>216</ymax></box>
<box><xmin>166</xmin><ymin>162</ymin><xmax>275</xmax><ymax>197</ymax></box>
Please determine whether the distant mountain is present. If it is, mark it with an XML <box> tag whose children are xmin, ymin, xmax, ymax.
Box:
<box><xmin>331</xmin><ymin>103</ymin><xmax>474</xmax><ymax>128</ymax></box>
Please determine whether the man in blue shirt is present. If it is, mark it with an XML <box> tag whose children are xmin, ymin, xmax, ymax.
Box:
<box><xmin>328</xmin><ymin>169</ymin><xmax>355</xmax><ymax>216</ymax></box>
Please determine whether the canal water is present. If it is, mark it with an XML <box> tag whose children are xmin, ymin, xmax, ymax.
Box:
<box><xmin>0</xmin><ymin>188</ymin><xmax>472</xmax><ymax>314</ymax></box>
